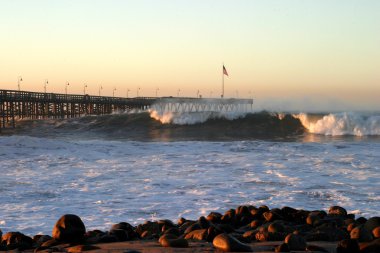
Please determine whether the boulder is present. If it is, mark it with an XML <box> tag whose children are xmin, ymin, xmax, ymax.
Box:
<box><xmin>328</xmin><ymin>206</ymin><xmax>347</xmax><ymax>217</ymax></box>
<box><xmin>284</xmin><ymin>233</ymin><xmax>306</xmax><ymax>251</ymax></box>
<box><xmin>1</xmin><ymin>231</ymin><xmax>33</xmax><ymax>250</ymax></box>
<box><xmin>213</xmin><ymin>233</ymin><xmax>252</xmax><ymax>252</ymax></box>
<box><xmin>52</xmin><ymin>214</ymin><xmax>86</xmax><ymax>243</ymax></box>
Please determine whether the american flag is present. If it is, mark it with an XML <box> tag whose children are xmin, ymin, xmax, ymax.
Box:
<box><xmin>223</xmin><ymin>65</ymin><xmax>228</xmax><ymax>76</ymax></box>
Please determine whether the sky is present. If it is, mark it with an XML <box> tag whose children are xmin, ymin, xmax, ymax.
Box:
<box><xmin>1</xmin><ymin>0</ymin><xmax>379</xmax><ymax>111</ymax></box>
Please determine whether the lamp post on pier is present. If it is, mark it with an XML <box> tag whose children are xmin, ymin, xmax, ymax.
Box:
<box><xmin>126</xmin><ymin>89</ymin><xmax>130</xmax><ymax>98</ymax></box>
<box><xmin>83</xmin><ymin>84</ymin><xmax>87</xmax><ymax>95</ymax></box>
<box><xmin>113</xmin><ymin>87</ymin><xmax>117</xmax><ymax>97</ymax></box>
<box><xmin>17</xmin><ymin>76</ymin><xmax>23</xmax><ymax>91</ymax></box>
<box><xmin>98</xmin><ymin>85</ymin><xmax>103</xmax><ymax>96</ymax></box>
<box><xmin>65</xmin><ymin>82</ymin><xmax>70</xmax><ymax>95</ymax></box>
<box><xmin>177</xmin><ymin>89</ymin><xmax>180</xmax><ymax>97</ymax></box>
<box><xmin>137</xmin><ymin>87</ymin><xmax>140</xmax><ymax>97</ymax></box>
<box><xmin>44</xmin><ymin>79</ymin><xmax>48</xmax><ymax>93</ymax></box>
<box><xmin>155</xmin><ymin>87</ymin><xmax>159</xmax><ymax>97</ymax></box>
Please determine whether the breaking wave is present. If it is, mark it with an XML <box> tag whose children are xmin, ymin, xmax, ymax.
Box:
<box><xmin>294</xmin><ymin>112</ymin><xmax>380</xmax><ymax>136</ymax></box>
<box><xmin>7</xmin><ymin>110</ymin><xmax>380</xmax><ymax>140</ymax></box>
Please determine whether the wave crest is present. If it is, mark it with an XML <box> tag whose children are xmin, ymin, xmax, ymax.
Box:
<box><xmin>294</xmin><ymin>112</ymin><xmax>380</xmax><ymax>136</ymax></box>
<box><xmin>149</xmin><ymin>109</ymin><xmax>247</xmax><ymax>125</ymax></box>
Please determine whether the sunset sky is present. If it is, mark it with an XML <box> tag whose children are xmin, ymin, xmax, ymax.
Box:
<box><xmin>1</xmin><ymin>0</ymin><xmax>379</xmax><ymax>111</ymax></box>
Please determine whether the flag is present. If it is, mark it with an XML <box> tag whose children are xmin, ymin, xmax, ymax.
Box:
<box><xmin>223</xmin><ymin>65</ymin><xmax>228</xmax><ymax>76</ymax></box>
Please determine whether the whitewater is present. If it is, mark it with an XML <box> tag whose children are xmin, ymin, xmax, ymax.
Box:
<box><xmin>0</xmin><ymin>110</ymin><xmax>379</xmax><ymax>236</ymax></box>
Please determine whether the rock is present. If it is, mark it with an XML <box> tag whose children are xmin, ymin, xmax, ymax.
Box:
<box><xmin>359</xmin><ymin>238</ymin><xmax>380</xmax><ymax>253</ymax></box>
<box><xmin>1</xmin><ymin>231</ymin><xmax>33</xmax><ymax>250</ymax></box>
<box><xmin>109</xmin><ymin>229</ymin><xmax>128</xmax><ymax>241</ymax></box>
<box><xmin>52</xmin><ymin>214</ymin><xmax>86</xmax><ymax>243</ymax></box>
<box><xmin>306</xmin><ymin>213</ymin><xmax>321</xmax><ymax>226</ymax></box>
<box><xmin>213</xmin><ymin>233</ymin><xmax>252</xmax><ymax>252</ymax></box>
<box><xmin>136</xmin><ymin>221</ymin><xmax>160</xmax><ymax>237</ymax></box>
<box><xmin>372</xmin><ymin>226</ymin><xmax>380</xmax><ymax>238</ymax></box>
<box><xmin>249</xmin><ymin>220</ymin><xmax>262</xmax><ymax>229</ymax></box>
<box><xmin>207</xmin><ymin>212</ymin><xmax>223</xmax><ymax>223</ymax></box>
<box><xmin>364</xmin><ymin>217</ymin><xmax>380</xmax><ymax>233</ymax></box>
<box><xmin>184</xmin><ymin>229</ymin><xmax>207</xmax><ymax>240</ymax></box>
<box><xmin>275</xmin><ymin>243</ymin><xmax>290</xmax><ymax>252</ymax></box>
<box><xmin>206</xmin><ymin>225</ymin><xmax>223</xmax><ymax>242</ymax></box>
<box><xmin>67</xmin><ymin>245</ymin><xmax>100</xmax><ymax>253</ymax></box>
<box><xmin>284</xmin><ymin>233</ymin><xmax>306</xmax><ymax>251</ymax></box>
<box><xmin>159</xmin><ymin>234</ymin><xmax>188</xmax><ymax>248</ymax></box>
<box><xmin>40</xmin><ymin>238</ymin><xmax>60</xmax><ymax>248</ymax></box>
<box><xmin>263</xmin><ymin>208</ymin><xmax>283</xmax><ymax>222</ymax></box>
<box><xmin>350</xmin><ymin>225</ymin><xmax>373</xmax><ymax>242</ymax></box>
<box><xmin>110</xmin><ymin>222</ymin><xmax>137</xmax><ymax>239</ymax></box>
<box><xmin>198</xmin><ymin>216</ymin><xmax>210</xmax><ymax>229</ymax></box>
<box><xmin>328</xmin><ymin>206</ymin><xmax>347</xmax><ymax>217</ymax></box>
<box><xmin>268</xmin><ymin>221</ymin><xmax>285</xmax><ymax>233</ymax></box>
<box><xmin>163</xmin><ymin>227</ymin><xmax>181</xmax><ymax>236</ymax></box>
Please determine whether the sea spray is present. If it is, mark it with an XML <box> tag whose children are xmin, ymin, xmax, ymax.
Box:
<box><xmin>149</xmin><ymin>109</ymin><xmax>247</xmax><ymax>125</ymax></box>
<box><xmin>294</xmin><ymin>112</ymin><xmax>380</xmax><ymax>136</ymax></box>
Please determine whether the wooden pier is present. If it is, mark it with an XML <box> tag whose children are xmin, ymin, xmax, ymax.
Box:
<box><xmin>0</xmin><ymin>89</ymin><xmax>253</xmax><ymax>129</ymax></box>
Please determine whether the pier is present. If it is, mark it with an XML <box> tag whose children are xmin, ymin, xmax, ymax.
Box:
<box><xmin>0</xmin><ymin>89</ymin><xmax>253</xmax><ymax>129</ymax></box>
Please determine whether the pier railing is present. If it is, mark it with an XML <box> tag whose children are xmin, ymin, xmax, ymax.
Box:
<box><xmin>0</xmin><ymin>89</ymin><xmax>253</xmax><ymax>129</ymax></box>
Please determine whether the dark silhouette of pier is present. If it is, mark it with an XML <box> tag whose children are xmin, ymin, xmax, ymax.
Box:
<box><xmin>0</xmin><ymin>89</ymin><xmax>253</xmax><ymax>129</ymax></box>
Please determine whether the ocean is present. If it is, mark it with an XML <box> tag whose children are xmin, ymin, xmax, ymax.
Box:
<box><xmin>0</xmin><ymin>110</ymin><xmax>379</xmax><ymax>236</ymax></box>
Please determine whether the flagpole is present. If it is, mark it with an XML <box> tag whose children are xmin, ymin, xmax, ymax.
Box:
<box><xmin>222</xmin><ymin>63</ymin><xmax>224</xmax><ymax>98</ymax></box>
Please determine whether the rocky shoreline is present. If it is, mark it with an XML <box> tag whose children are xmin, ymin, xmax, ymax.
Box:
<box><xmin>1</xmin><ymin>205</ymin><xmax>379</xmax><ymax>252</ymax></box>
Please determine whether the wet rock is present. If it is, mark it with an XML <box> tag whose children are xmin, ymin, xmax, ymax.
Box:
<box><xmin>372</xmin><ymin>226</ymin><xmax>380</xmax><ymax>238</ymax></box>
<box><xmin>268</xmin><ymin>221</ymin><xmax>285</xmax><ymax>233</ymax></box>
<box><xmin>350</xmin><ymin>225</ymin><xmax>373</xmax><ymax>242</ymax></box>
<box><xmin>249</xmin><ymin>219</ymin><xmax>262</xmax><ymax>229</ymax></box>
<box><xmin>198</xmin><ymin>216</ymin><xmax>210</xmax><ymax>229</ymax></box>
<box><xmin>207</xmin><ymin>212</ymin><xmax>223</xmax><ymax>223</ymax></box>
<box><xmin>109</xmin><ymin>229</ymin><xmax>128</xmax><ymax>241</ymax></box>
<box><xmin>263</xmin><ymin>208</ymin><xmax>283</xmax><ymax>222</ymax></box>
<box><xmin>67</xmin><ymin>244</ymin><xmax>100</xmax><ymax>253</ymax></box>
<box><xmin>359</xmin><ymin>238</ymin><xmax>380</xmax><ymax>253</ymax></box>
<box><xmin>1</xmin><ymin>231</ymin><xmax>33</xmax><ymax>250</ymax></box>
<box><xmin>159</xmin><ymin>234</ymin><xmax>188</xmax><ymax>248</ymax></box>
<box><xmin>52</xmin><ymin>214</ymin><xmax>86</xmax><ymax>243</ymax></box>
<box><xmin>135</xmin><ymin>221</ymin><xmax>160</xmax><ymax>237</ymax></box>
<box><xmin>213</xmin><ymin>233</ymin><xmax>252</xmax><ymax>252</ymax></box>
<box><xmin>184</xmin><ymin>229</ymin><xmax>207</xmax><ymax>240</ymax></box>
<box><xmin>284</xmin><ymin>233</ymin><xmax>306</xmax><ymax>251</ymax></box>
<box><xmin>163</xmin><ymin>227</ymin><xmax>181</xmax><ymax>236</ymax></box>
<box><xmin>110</xmin><ymin>222</ymin><xmax>137</xmax><ymax>239</ymax></box>
<box><xmin>328</xmin><ymin>206</ymin><xmax>347</xmax><ymax>217</ymax></box>
<box><xmin>364</xmin><ymin>217</ymin><xmax>380</xmax><ymax>233</ymax></box>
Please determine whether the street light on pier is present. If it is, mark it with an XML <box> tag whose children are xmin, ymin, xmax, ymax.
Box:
<box><xmin>196</xmin><ymin>90</ymin><xmax>200</xmax><ymax>98</ymax></box>
<box><xmin>137</xmin><ymin>87</ymin><xmax>140</xmax><ymax>97</ymax></box>
<box><xmin>44</xmin><ymin>79</ymin><xmax>48</xmax><ymax>93</ymax></box>
<box><xmin>126</xmin><ymin>89</ymin><xmax>130</xmax><ymax>98</ymax></box>
<box><xmin>113</xmin><ymin>87</ymin><xmax>117</xmax><ymax>97</ymax></box>
<box><xmin>99</xmin><ymin>85</ymin><xmax>103</xmax><ymax>96</ymax></box>
<box><xmin>155</xmin><ymin>87</ymin><xmax>159</xmax><ymax>97</ymax></box>
<box><xmin>177</xmin><ymin>89</ymin><xmax>180</xmax><ymax>97</ymax></box>
<box><xmin>83</xmin><ymin>84</ymin><xmax>88</xmax><ymax>95</ymax></box>
<box><xmin>65</xmin><ymin>82</ymin><xmax>70</xmax><ymax>95</ymax></box>
<box><xmin>17</xmin><ymin>76</ymin><xmax>23</xmax><ymax>91</ymax></box>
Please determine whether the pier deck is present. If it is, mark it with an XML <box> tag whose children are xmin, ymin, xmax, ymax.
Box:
<box><xmin>0</xmin><ymin>89</ymin><xmax>253</xmax><ymax>129</ymax></box>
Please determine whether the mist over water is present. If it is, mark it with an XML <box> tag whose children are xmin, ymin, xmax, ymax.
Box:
<box><xmin>1</xmin><ymin>110</ymin><xmax>379</xmax><ymax>236</ymax></box>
